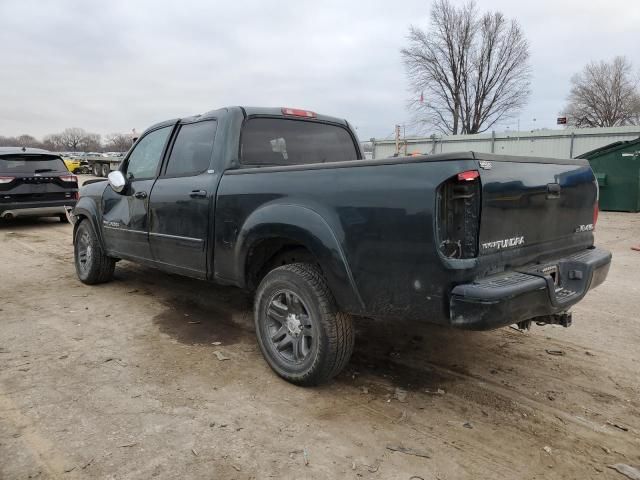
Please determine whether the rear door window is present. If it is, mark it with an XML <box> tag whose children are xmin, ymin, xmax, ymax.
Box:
<box><xmin>241</xmin><ymin>118</ymin><xmax>358</xmax><ymax>166</ymax></box>
<box><xmin>164</xmin><ymin>121</ymin><xmax>217</xmax><ymax>176</ymax></box>
<box><xmin>0</xmin><ymin>155</ymin><xmax>67</xmax><ymax>174</ymax></box>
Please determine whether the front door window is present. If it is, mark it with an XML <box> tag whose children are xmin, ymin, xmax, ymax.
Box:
<box><xmin>125</xmin><ymin>127</ymin><xmax>172</xmax><ymax>180</ymax></box>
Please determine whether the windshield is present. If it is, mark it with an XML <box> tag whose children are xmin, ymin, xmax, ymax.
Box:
<box><xmin>0</xmin><ymin>155</ymin><xmax>68</xmax><ymax>174</ymax></box>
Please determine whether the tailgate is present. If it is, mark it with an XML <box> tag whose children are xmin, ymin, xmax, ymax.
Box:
<box><xmin>0</xmin><ymin>154</ymin><xmax>78</xmax><ymax>203</ymax></box>
<box><xmin>0</xmin><ymin>175</ymin><xmax>77</xmax><ymax>203</ymax></box>
<box><xmin>477</xmin><ymin>156</ymin><xmax>597</xmax><ymax>258</ymax></box>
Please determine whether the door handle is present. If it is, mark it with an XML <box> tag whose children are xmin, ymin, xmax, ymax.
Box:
<box><xmin>134</xmin><ymin>191</ymin><xmax>147</xmax><ymax>199</ymax></box>
<box><xmin>190</xmin><ymin>190</ymin><xmax>207</xmax><ymax>198</ymax></box>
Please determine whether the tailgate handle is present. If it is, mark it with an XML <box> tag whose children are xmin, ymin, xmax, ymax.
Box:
<box><xmin>546</xmin><ymin>183</ymin><xmax>561</xmax><ymax>198</ymax></box>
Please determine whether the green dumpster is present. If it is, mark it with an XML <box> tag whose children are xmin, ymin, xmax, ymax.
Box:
<box><xmin>577</xmin><ymin>138</ymin><xmax>640</xmax><ymax>212</ymax></box>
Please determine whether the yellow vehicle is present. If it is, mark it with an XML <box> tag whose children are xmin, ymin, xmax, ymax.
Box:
<box><xmin>63</xmin><ymin>157</ymin><xmax>82</xmax><ymax>173</ymax></box>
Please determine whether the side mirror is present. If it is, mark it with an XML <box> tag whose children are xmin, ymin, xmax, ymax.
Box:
<box><xmin>108</xmin><ymin>170</ymin><xmax>126</xmax><ymax>193</ymax></box>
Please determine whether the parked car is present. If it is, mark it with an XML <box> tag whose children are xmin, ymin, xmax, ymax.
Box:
<box><xmin>69</xmin><ymin>106</ymin><xmax>611</xmax><ymax>385</ymax></box>
<box><xmin>62</xmin><ymin>156</ymin><xmax>90</xmax><ymax>173</ymax></box>
<box><xmin>0</xmin><ymin>147</ymin><xmax>79</xmax><ymax>221</ymax></box>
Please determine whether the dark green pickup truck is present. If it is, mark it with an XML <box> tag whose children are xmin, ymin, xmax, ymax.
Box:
<box><xmin>69</xmin><ymin>106</ymin><xmax>611</xmax><ymax>385</ymax></box>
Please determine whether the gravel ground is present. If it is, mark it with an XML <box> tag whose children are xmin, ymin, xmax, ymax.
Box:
<box><xmin>0</xmin><ymin>203</ymin><xmax>639</xmax><ymax>479</ymax></box>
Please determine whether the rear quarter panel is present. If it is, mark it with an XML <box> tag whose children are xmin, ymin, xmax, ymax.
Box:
<box><xmin>215</xmin><ymin>159</ymin><xmax>479</xmax><ymax>323</ymax></box>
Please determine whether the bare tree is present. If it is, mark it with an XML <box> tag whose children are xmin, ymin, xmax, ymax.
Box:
<box><xmin>42</xmin><ymin>133</ymin><xmax>64</xmax><ymax>151</ymax></box>
<box><xmin>401</xmin><ymin>0</ymin><xmax>531</xmax><ymax>135</ymax></box>
<box><xmin>104</xmin><ymin>133</ymin><xmax>133</xmax><ymax>152</ymax></box>
<box><xmin>0</xmin><ymin>136</ymin><xmax>18</xmax><ymax>147</ymax></box>
<box><xmin>79</xmin><ymin>132</ymin><xmax>102</xmax><ymax>152</ymax></box>
<box><xmin>0</xmin><ymin>134</ymin><xmax>42</xmax><ymax>148</ymax></box>
<box><xmin>16</xmin><ymin>135</ymin><xmax>39</xmax><ymax>147</ymax></box>
<box><xmin>1</xmin><ymin>129</ymin><xmax>108</xmax><ymax>152</ymax></box>
<box><xmin>563</xmin><ymin>57</ymin><xmax>640</xmax><ymax>127</ymax></box>
<box><xmin>57</xmin><ymin>128</ymin><xmax>88</xmax><ymax>151</ymax></box>
<box><xmin>48</xmin><ymin>128</ymin><xmax>102</xmax><ymax>151</ymax></box>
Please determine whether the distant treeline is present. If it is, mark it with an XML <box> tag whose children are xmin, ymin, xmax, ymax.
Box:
<box><xmin>0</xmin><ymin>128</ymin><xmax>133</xmax><ymax>153</ymax></box>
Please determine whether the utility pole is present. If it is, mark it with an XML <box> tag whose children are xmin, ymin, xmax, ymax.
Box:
<box><xmin>395</xmin><ymin>125</ymin><xmax>400</xmax><ymax>155</ymax></box>
<box><xmin>403</xmin><ymin>124</ymin><xmax>407</xmax><ymax>156</ymax></box>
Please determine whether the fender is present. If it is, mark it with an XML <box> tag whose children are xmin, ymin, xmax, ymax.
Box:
<box><xmin>234</xmin><ymin>203</ymin><xmax>365</xmax><ymax>314</ymax></box>
<box><xmin>72</xmin><ymin>196</ymin><xmax>106</xmax><ymax>249</ymax></box>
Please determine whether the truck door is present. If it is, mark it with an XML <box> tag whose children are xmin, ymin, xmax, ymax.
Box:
<box><xmin>102</xmin><ymin>125</ymin><xmax>173</xmax><ymax>260</ymax></box>
<box><xmin>148</xmin><ymin>120</ymin><xmax>218</xmax><ymax>277</ymax></box>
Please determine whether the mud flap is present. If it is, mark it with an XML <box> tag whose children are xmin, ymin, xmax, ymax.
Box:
<box><xmin>65</xmin><ymin>206</ymin><xmax>77</xmax><ymax>225</ymax></box>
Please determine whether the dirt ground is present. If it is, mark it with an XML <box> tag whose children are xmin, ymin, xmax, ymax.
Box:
<box><xmin>1</xmin><ymin>194</ymin><xmax>639</xmax><ymax>479</ymax></box>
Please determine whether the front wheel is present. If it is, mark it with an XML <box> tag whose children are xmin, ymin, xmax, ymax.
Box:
<box><xmin>254</xmin><ymin>263</ymin><xmax>354</xmax><ymax>386</ymax></box>
<box><xmin>74</xmin><ymin>219</ymin><xmax>115</xmax><ymax>284</ymax></box>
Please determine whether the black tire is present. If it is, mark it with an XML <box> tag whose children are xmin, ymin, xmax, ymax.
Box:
<box><xmin>59</xmin><ymin>214</ymin><xmax>69</xmax><ymax>223</ymax></box>
<box><xmin>74</xmin><ymin>219</ymin><xmax>115</xmax><ymax>284</ymax></box>
<box><xmin>101</xmin><ymin>164</ymin><xmax>110</xmax><ymax>177</ymax></box>
<box><xmin>254</xmin><ymin>263</ymin><xmax>354</xmax><ymax>386</ymax></box>
<box><xmin>93</xmin><ymin>164</ymin><xmax>100</xmax><ymax>176</ymax></box>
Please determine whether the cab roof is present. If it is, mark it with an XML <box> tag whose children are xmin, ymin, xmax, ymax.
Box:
<box><xmin>240</xmin><ymin>107</ymin><xmax>348</xmax><ymax>126</ymax></box>
<box><xmin>145</xmin><ymin>106</ymin><xmax>349</xmax><ymax>132</ymax></box>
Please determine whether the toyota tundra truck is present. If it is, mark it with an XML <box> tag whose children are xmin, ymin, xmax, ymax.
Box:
<box><xmin>68</xmin><ymin>106</ymin><xmax>611</xmax><ymax>385</ymax></box>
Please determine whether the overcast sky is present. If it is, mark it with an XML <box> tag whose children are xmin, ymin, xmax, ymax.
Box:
<box><xmin>1</xmin><ymin>0</ymin><xmax>639</xmax><ymax>141</ymax></box>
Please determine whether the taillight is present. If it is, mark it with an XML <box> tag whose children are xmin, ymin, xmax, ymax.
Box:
<box><xmin>457</xmin><ymin>170</ymin><xmax>480</xmax><ymax>182</ymax></box>
<box><xmin>60</xmin><ymin>174</ymin><xmax>78</xmax><ymax>183</ymax></box>
<box><xmin>436</xmin><ymin>171</ymin><xmax>481</xmax><ymax>259</ymax></box>
<box><xmin>281</xmin><ymin>107</ymin><xmax>317</xmax><ymax>118</ymax></box>
<box><xmin>0</xmin><ymin>176</ymin><xmax>15</xmax><ymax>184</ymax></box>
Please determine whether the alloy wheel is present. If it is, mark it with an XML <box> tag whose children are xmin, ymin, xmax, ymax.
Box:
<box><xmin>265</xmin><ymin>289</ymin><xmax>314</xmax><ymax>364</ymax></box>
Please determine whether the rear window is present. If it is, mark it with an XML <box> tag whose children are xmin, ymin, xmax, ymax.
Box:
<box><xmin>0</xmin><ymin>155</ymin><xmax>68</xmax><ymax>174</ymax></box>
<box><xmin>241</xmin><ymin>118</ymin><xmax>358</xmax><ymax>166</ymax></box>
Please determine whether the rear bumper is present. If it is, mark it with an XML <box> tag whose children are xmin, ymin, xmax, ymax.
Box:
<box><xmin>0</xmin><ymin>200</ymin><xmax>77</xmax><ymax>219</ymax></box>
<box><xmin>449</xmin><ymin>247</ymin><xmax>611</xmax><ymax>330</ymax></box>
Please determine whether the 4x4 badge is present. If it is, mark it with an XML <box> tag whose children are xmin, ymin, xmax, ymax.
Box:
<box><xmin>479</xmin><ymin>160</ymin><xmax>492</xmax><ymax>170</ymax></box>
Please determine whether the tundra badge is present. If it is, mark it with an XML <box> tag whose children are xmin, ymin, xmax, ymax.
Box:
<box><xmin>481</xmin><ymin>236</ymin><xmax>525</xmax><ymax>252</ymax></box>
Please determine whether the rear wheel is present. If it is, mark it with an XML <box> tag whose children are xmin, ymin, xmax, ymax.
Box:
<box><xmin>92</xmin><ymin>164</ymin><xmax>100</xmax><ymax>176</ymax></box>
<box><xmin>74</xmin><ymin>219</ymin><xmax>115</xmax><ymax>284</ymax></box>
<box><xmin>101</xmin><ymin>164</ymin><xmax>110</xmax><ymax>177</ymax></box>
<box><xmin>254</xmin><ymin>263</ymin><xmax>354</xmax><ymax>386</ymax></box>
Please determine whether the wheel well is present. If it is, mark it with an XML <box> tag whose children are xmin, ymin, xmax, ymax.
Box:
<box><xmin>245</xmin><ymin>238</ymin><xmax>318</xmax><ymax>291</ymax></box>
<box><xmin>72</xmin><ymin>214</ymin><xmax>88</xmax><ymax>239</ymax></box>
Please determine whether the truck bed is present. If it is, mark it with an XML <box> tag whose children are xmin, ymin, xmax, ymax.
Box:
<box><xmin>215</xmin><ymin>151</ymin><xmax>599</xmax><ymax>325</ymax></box>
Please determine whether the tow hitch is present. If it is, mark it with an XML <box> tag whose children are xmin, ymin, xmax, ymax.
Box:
<box><xmin>516</xmin><ymin>312</ymin><xmax>573</xmax><ymax>330</ymax></box>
